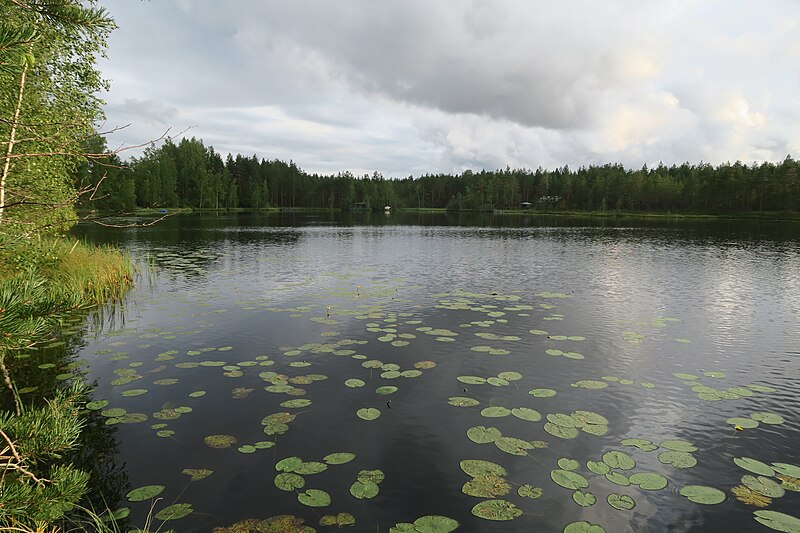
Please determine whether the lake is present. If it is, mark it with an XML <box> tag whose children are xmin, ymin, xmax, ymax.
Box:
<box><xmin>50</xmin><ymin>212</ymin><xmax>800</xmax><ymax>531</ymax></box>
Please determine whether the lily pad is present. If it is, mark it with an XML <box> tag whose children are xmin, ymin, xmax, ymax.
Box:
<box><xmin>481</xmin><ymin>406</ymin><xmax>511</xmax><ymax>418</ymax></box>
<box><xmin>529</xmin><ymin>388</ymin><xmax>557</xmax><ymax>397</ymax></box>
<box><xmin>773</xmin><ymin>463</ymin><xmax>800</xmax><ymax>478</ymax></box>
<box><xmin>376</xmin><ymin>386</ymin><xmax>398</xmax><ymax>395</ymax></box>
<box><xmin>154</xmin><ymin>503</ymin><xmax>193</xmax><ymax>521</ymax></box>
<box><xmin>735</xmin><ymin>457</ymin><xmax>776</xmax><ymax>477</ymax></box>
<box><xmin>126</xmin><ymin>485</ymin><xmax>164</xmax><ymax>502</ymax></box>
<box><xmin>294</xmin><ymin>462</ymin><xmax>328</xmax><ymax>475</ymax></box>
<box><xmin>458</xmin><ymin>376</ymin><xmax>486</xmax><ymax>385</ymax></box>
<box><xmin>298</xmin><ymin>489</ymin><xmax>331</xmax><ymax>507</ymax></box>
<box><xmin>412</xmin><ymin>515</ymin><xmax>460</xmax><ymax>532</ymax></box>
<box><xmin>494</xmin><ymin>436</ymin><xmax>534</xmax><ymax>456</ymax></box>
<box><xmin>275</xmin><ymin>473</ymin><xmax>305</xmax><ymax>491</ymax></box>
<box><xmin>182</xmin><ymin>468</ymin><xmax>213</xmax><ymax>481</ymax></box>
<box><xmin>727</xmin><ymin>417</ymin><xmax>759</xmax><ymax>429</ymax></box>
<box><xmin>356</xmin><ymin>408</ymin><xmax>381</xmax><ymax>421</ymax></box>
<box><xmin>121</xmin><ymin>389</ymin><xmax>148</xmax><ymax>397</ymax></box>
<box><xmin>571</xmin><ymin>380</ymin><xmax>608</xmax><ymax>390</ymax></box>
<box><xmin>602</xmin><ymin>451</ymin><xmax>636</xmax><ymax>470</ymax></box>
<box><xmin>751</xmin><ymin>412</ymin><xmax>785</xmax><ymax>425</ymax></box>
<box><xmin>753</xmin><ymin>510</ymin><xmax>800</xmax><ymax>533</ymax></box>
<box><xmin>518</xmin><ymin>484</ymin><xmax>543</xmax><ymax>499</ymax></box>
<box><xmin>204</xmin><ymin>434</ymin><xmax>237</xmax><ymax>449</ymax></box>
<box><xmin>320</xmin><ymin>513</ymin><xmax>356</xmax><ymax>527</ymax></box>
<box><xmin>324</xmin><ymin>452</ymin><xmax>356</xmax><ymax>465</ymax></box>
<box><xmin>511</xmin><ymin>407</ymin><xmax>542</xmax><ymax>422</ymax></box>
<box><xmin>467</xmin><ymin>426</ymin><xmax>501</xmax><ymax>444</ymax></box>
<box><xmin>462</xmin><ymin>474</ymin><xmax>510</xmax><ymax>498</ymax></box>
<box><xmin>238</xmin><ymin>445</ymin><xmax>257</xmax><ymax>454</ymax></box>
<box><xmin>558</xmin><ymin>458</ymin><xmax>580</xmax><ymax>471</ymax></box>
<box><xmin>448</xmin><ymin>397</ymin><xmax>480</xmax><ymax>407</ymax></box>
<box><xmin>607</xmin><ymin>493</ymin><xmax>635</xmax><ymax>510</ymax></box>
<box><xmin>658</xmin><ymin>451</ymin><xmax>697</xmax><ymax>469</ymax></box>
<box><xmin>345</xmin><ymin>379</ymin><xmax>365</xmax><ymax>388</ymax></box>
<box><xmin>350</xmin><ymin>480</ymin><xmax>379</xmax><ymax>499</ymax></box>
<box><xmin>620</xmin><ymin>438</ymin><xmax>658</xmax><ymax>452</ymax></box>
<box><xmin>742</xmin><ymin>475</ymin><xmax>785</xmax><ymax>498</ymax></box>
<box><xmin>680</xmin><ymin>485</ymin><xmax>726</xmax><ymax>504</ymax></box>
<box><xmin>605</xmin><ymin>472</ymin><xmax>630</xmax><ymax>486</ymax></box>
<box><xmin>86</xmin><ymin>400</ymin><xmax>109</xmax><ymax>411</ymax></box>
<box><xmin>460</xmin><ymin>459</ymin><xmax>507</xmax><ymax>478</ymax></box>
<box><xmin>551</xmin><ymin>469</ymin><xmax>589</xmax><ymax>490</ymax></box>
<box><xmin>660</xmin><ymin>439</ymin><xmax>698</xmax><ymax>452</ymax></box>
<box><xmin>629</xmin><ymin>472</ymin><xmax>668</xmax><ymax>490</ymax></box>
<box><xmin>275</xmin><ymin>456</ymin><xmax>303</xmax><ymax>472</ymax></box>
<box><xmin>586</xmin><ymin>460</ymin><xmax>610</xmax><ymax>475</ymax></box>
<box><xmin>470</xmin><ymin>499</ymin><xmax>522</xmax><ymax>521</ymax></box>
<box><xmin>573</xmin><ymin>490</ymin><xmax>596</xmax><ymax>507</ymax></box>
<box><xmin>564</xmin><ymin>521</ymin><xmax>607</xmax><ymax>533</ymax></box>
<box><xmin>544</xmin><ymin>423</ymin><xmax>579</xmax><ymax>439</ymax></box>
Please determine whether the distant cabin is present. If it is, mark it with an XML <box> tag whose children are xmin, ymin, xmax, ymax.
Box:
<box><xmin>520</xmin><ymin>202</ymin><xmax>532</xmax><ymax>209</ymax></box>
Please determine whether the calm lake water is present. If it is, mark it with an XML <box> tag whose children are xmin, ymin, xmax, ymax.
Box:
<box><xmin>53</xmin><ymin>212</ymin><xmax>800</xmax><ymax>531</ymax></box>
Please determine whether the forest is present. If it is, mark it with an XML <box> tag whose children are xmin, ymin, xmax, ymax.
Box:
<box><xmin>75</xmin><ymin>136</ymin><xmax>800</xmax><ymax>215</ymax></box>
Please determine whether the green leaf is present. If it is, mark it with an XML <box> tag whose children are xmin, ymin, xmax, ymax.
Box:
<box><xmin>511</xmin><ymin>407</ymin><xmax>542</xmax><ymax>422</ymax></box>
<box><xmin>518</xmin><ymin>484</ymin><xmax>543</xmax><ymax>499</ymax></box>
<box><xmin>573</xmin><ymin>490</ymin><xmax>596</xmax><ymax>507</ymax></box>
<box><xmin>467</xmin><ymin>426</ymin><xmax>501</xmax><ymax>444</ymax></box>
<box><xmin>376</xmin><ymin>386</ymin><xmax>398</xmax><ymax>395</ymax></box>
<box><xmin>602</xmin><ymin>451</ymin><xmax>636</xmax><ymax>470</ymax></box>
<box><xmin>181</xmin><ymin>468</ymin><xmax>213</xmax><ymax>481</ymax></box>
<box><xmin>462</xmin><ymin>475</ymin><xmax>510</xmax><ymax>498</ymax></box>
<box><xmin>350</xmin><ymin>480</ymin><xmax>379</xmax><ymax>499</ymax></box>
<box><xmin>529</xmin><ymin>388</ymin><xmax>556</xmax><ymax>397</ymax></box>
<box><xmin>605</xmin><ymin>472</ymin><xmax>630</xmax><ymax>486</ymax></box>
<box><xmin>154</xmin><ymin>503</ymin><xmax>193</xmax><ymax>520</ymax></box>
<box><xmin>298</xmin><ymin>489</ymin><xmax>331</xmax><ymax>507</ymax></box>
<box><xmin>727</xmin><ymin>417</ymin><xmax>759</xmax><ymax>429</ymax></box>
<box><xmin>481</xmin><ymin>406</ymin><xmax>511</xmax><ymax>418</ymax></box>
<box><xmin>294</xmin><ymin>461</ymin><xmax>328</xmax><ymax>475</ymax></box>
<box><xmin>204</xmin><ymin>434</ymin><xmax>237</xmax><ymax>449</ymax></box>
<box><xmin>470</xmin><ymin>499</ymin><xmax>523</xmax><ymax>521</ymax></box>
<box><xmin>275</xmin><ymin>473</ymin><xmax>305</xmax><ymax>491</ymax></box>
<box><xmin>345</xmin><ymin>378</ymin><xmax>365</xmax><ymax>388</ymax></box>
<box><xmin>323</xmin><ymin>452</ymin><xmax>356</xmax><ymax>465</ymax></box>
<box><xmin>679</xmin><ymin>485</ymin><xmax>726</xmax><ymax>504</ymax></box>
<box><xmin>620</xmin><ymin>438</ymin><xmax>658</xmax><ymax>452</ymax></box>
<box><xmin>753</xmin><ymin>510</ymin><xmax>800</xmax><ymax>533</ymax></box>
<box><xmin>275</xmin><ymin>456</ymin><xmax>303</xmax><ymax>472</ymax></box>
<box><xmin>544</xmin><ymin>422</ymin><xmax>579</xmax><ymax>439</ymax></box>
<box><xmin>586</xmin><ymin>460</ymin><xmax>610</xmax><ymax>475</ymax></box>
<box><xmin>658</xmin><ymin>451</ymin><xmax>697</xmax><ymax>469</ymax></box>
<box><xmin>773</xmin><ymin>463</ymin><xmax>800</xmax><ymax>478</ymax></box>
<box><xmin>460</xmin><ymin>459</ymin><xmax>507</xmax><ymax>478</ymax></box>
<box><xmin>356</xmin><ymin>407</ymin><xmax>381</xmax><ymax>420</ymax></box>
<box><xmin>751</xmin><ymin>412</ymin><xmax>785</xmax><ymax>425</ymax></box>
<box><xmin>550</xmin><ymin>469</ymin><xmax>589</xmax><ymax>490</ymax></box>
<box><xmin>607</xmin><ymin>493</ymin><xmax>635</xmax><ymax>510</ymax></box>
<box><xmin>126</xmin><ymin>485</ymin><xmax>164</xmax><ymax>502</ymax></box>
<box><xmin>448</xmin><ymin>396</ymin><xmax>479</xmax><ymax>407</ymax></box>
<box><xmin>558</xmin><ymin>458</ymin><xmax>580</xmax><ymax>471</ymax></box>
<box><xmin>494</xmin><ymin>436</ymin><xmax>534</xmax><ymax>456</ymax></box>
<box><xmin>660</xmin><ymin>439</ymin><xmax>698</xmax><ymax>452</ymax></box>
<box><xmin>564</xmin><ymin>521</ymin><xmax>607</xmax><ymax>533</ymax></box>
<box><xmin>629</xmin><ymin>472</ymin><xmax>668</xmax><ymax>490</ymax></box>
<box><xmin>413</xmin><ymin>515</ymin><xmax>460</xmax><ymax>532</ymax></box>
<box><xmin>734</xmin><ymin>457</ymin><xmax>776</xmax><ymax>477</ymax></box>
<box><xmin>742</xmin><ymin>475</ymin><xmax>785</xmax><ymax>498</ymax></box>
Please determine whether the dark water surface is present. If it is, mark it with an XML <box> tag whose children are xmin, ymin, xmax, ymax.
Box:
<box><xmin>60</xmin><ymin>212</ymin><xmax>800</xmax><ymax>532</ymax></box>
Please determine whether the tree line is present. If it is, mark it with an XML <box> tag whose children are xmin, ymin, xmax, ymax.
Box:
<box><xmin>75</xmin><ymin>135</ymin><xmax>800</xmax><ymax>214</ymax></box>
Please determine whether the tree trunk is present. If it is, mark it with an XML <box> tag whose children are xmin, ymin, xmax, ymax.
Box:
<box><xmin>0</xmin><ymin>63</ymin><xmax>28</xmax><ymax>226</ymax></box>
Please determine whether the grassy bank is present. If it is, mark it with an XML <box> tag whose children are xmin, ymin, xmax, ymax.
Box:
<box><xmin>0</xmin><ymin>235</ymin><xmax>135</xmax><ymax>531</ymax></box>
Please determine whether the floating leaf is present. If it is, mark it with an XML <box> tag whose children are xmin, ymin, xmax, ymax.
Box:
<box><xmin>558</xmin><ymin>458</ymin><xmax>580</xmax><ymax>471</ymax></box>
<box><xmin>551</xmin><ymin>470</ymin><xmax>589</xmax><ymax>490</ymax></box>
<box><xmin>586</xmin><ymin>460</ymin><xmax>610</xmax><ymax>475</ymax></box>
<box><xmin>571</xmin><ymin>380</ymin><xmax>608</xmax><ymax>390</ymax></box>
<box><xmin>126</xmin><ymin>485</ymin><xmax>164</xmax><ymax>502</ymax></box>
<box><xmin>295</xmin><ymin>462</ymin><xmax>328</xmax><ymax>475</ymax></box>
<box><xmin>680</xmin><ymin>485</ymin><xmax>726</xmax><ymax>504</ymax></box>
<box><xmin>629</xmin><ymin>472</ymin><xmax>668</xmax><ymax>491</ymax></box>
<box><xmin>460</xmin><ymin>459</ymin><xmax>507</xmax><ymax>478</ymax></box>
<box><xmin>773</xmin><ymin>463</ymin><xmax>800</xmax><ymax>478</ymax></box>
<box><xmin>350</xmin><ymin>480</ymin><xmax>379</xmax><ymax>499</ymax></box>
<box><xmin>448</xmin><ymin>397</ymin><xmax>479</xmax><ymax>407</ymax></box>
<box><xmin>182</xmin><ymin>468</ymin><xmax>212</xmax><ymax>481</ymax></box>
<box><xmin>544</xmin><ymin>423</ymin><xmax>579</xmax><ymax>439</ymax></box>
<box><xmin>660</xmin><ymin>439</ymin><xmax>698</xmax><ymax>452</ymax></box>
<box><xmin>751</xmin><ymin>412</ymin><xmax>785</xmax><ymax>425</ymax></box>
<box><xmin>481</xmin><ymin>406</ymin><xmax>511</xmax><ymax>418</ymax></box>
<box><xmin>602</xmin><ymin>451</ymin><xmax>635</xmax><ymax>470</ymax></box>
<box><xmin>605</xmin><ymin>472</ymin><xmax>630</xmax><ymax>486</ymax></box>
<box><xmin>620</xmin><ymin>438</ymin><xmax>658</xmax><ymax>452</ymax></box>
<box><xmin>727</xmin><ymin>417</ymin><xmax>759</xmax><ymax>429</ymax></box>
<box><xmin>281</xmin><ymin>399</ymin><xmax>312</xmax><ymax>408</ymax></box>
<box><xmin>121</xmin><ymin>389</ymin><xmax>148</xmax><ymax>397</ymax></box>
<box><xmin>494</xmin><ymin>436</ymin><xmax>534</xmax><ymax>456</ymax></box>
<box><xmin>376</xmin><ymin>386</ymin><xmax>398</xmax><ymax>395</ymax></box>
<box><xmin>518</xmin><ymin>484</ymin><xmax>543</xmax><ymax>499</ymax></box>
<box><xmin>154</xmin><ymin>503</ymin><xmax>193</xmax><ymax>521</ymax></box>
<box><xmin>204</xmin><ymin>434</ymin><xmax>237</xmax><ymax>449</ymax></box>
<box><xmin>238</xmin><ymin>445</ymin><xmax>257</xmax><ymax>454</ymax></box>
<box><xmin>458</xmin><ymin>376</ymin><xmax>486</xmax><ymax>385</ymax></box>
<box><xmin>462</xmin><ymin>474</ymin><xmax>510</xmax><ymax>498</ymax></box>
<box><xmin>529</xmin><ymin>388</ymin><xmax>557</xmax><ymax>397</ymax></box>
<box><xmin>573</xmin><ymin>490</ymin><xmax>596</xmax><ymax>507</ymax></box>
<box><xmin>511</xmin><ymin>407</ymin><xmax>542</xmax><ymax>422</ymax></box>
<box><xmin>564</xmin><ymin>521</ymin><xmax>607</xmax><ymax>533</ymax></box>
<box><xmin>742</xmin><ymin>475</ymin><xmax>785</xmax><ymax>498</ymax></box>
<box><xmin>412</xmin><ymin>515</ymin><xmax>459</xmax><ymax>532</ymax></box>
<box><xmin>673</xmin><ymin>373</ymin><xmax>700</xmax><ymax>381</ymax></box>
<box><xmin>753</xmin><ymin>510</ymin><xmax>800</xmax><ymax>533</ymax></box>
<box><xmin>356</xmin><ymin>408</ymin><xmax>381</xmax><ymax>421</ymax></box>
<box><xmin>497</xmin><ymin>371</ymin><xmax>522</xmax><ymax>381</ymax></box>
<box><xmin>275</xmin><ymin>456</ymin><xmax>303</xmax><ymax>472</ymax></box>
<box><xmin>735</xmin><ymin>457</ymin><xmax>776</xmax><ymax>477</ymax></box>
<box><xmin>320</xmin><ymin>513</ymin><xmax>356</xmax><ymax>527</ymax></box>
<box><xmin>324</xmin><ymin>452</ymin><xmax>356</xmax><ymax>465</ymax></box>
<box><xmin>101</xmin><ymin>407</ymin><xmax>126</xmax><ymax>418</ymax></box>
<box><xmin>344</xmin><ymin>379</ymin><xmax>365</xmax><ymax>388</ymax></box>
<box><xmin>298</xmin><ymin>489</ymin><xmax>331</xmax><ymax>507</ymax></box>
<box><xmin>470</xmin><ymin>499</ymin><xmax>522</xmax><ymax>521</ymax></box>
<box><xmin>607</xmin><ymin>493</ymin><xmax>635</xmax><ymax>510</ymax></box>
<box><xmin>658</xmin><ymin>451</ymin><xmax>697</xmax><ymax>469</ymax></box>
<box><xmin>467</xmin><ymin>426</ymin><xmax>501</xmax><ymax>444</ymax></box>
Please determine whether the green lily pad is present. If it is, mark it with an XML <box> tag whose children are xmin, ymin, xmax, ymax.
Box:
<box><xmin>126</xmin><ymin>485</ymin><xmax>164</xmax><ymax>502</ymax></box>
<box><xmin>673</xmin><ymin>373</ymin><xmax>700</xmax><ymax>380</ymax></box>
<box><xmin>518</xmin><ymin>484</ymin><xmax>543</xmax><ymax>499</ymax></box>
<box><xmin>448</xmin><ymin>397</ymin><xmax>480</xmax><ymax>407</ymax></box>
<box><xmin>356</xmin><ymin>408</ymin><xmax>381</xmax><ymax>421</ymax></box>
<box><xmin>586</xmin><ymin>460</ymin><xmax>610</xmax><ymax>475</ymax></box>
<box><xmin>497</xmin><ymin>371</ymin><xmax>522</xmax><ymax>381</ymax></box>
<box><xmin>660</xmin><ymin>439</ymin><xmax>698</xmax><ymax>452</ymax></box>
<box><xmin>481</xmin><ymin>406</ymin><xmax>511</xmax><ymax>418</ymax></box>
<box><xmin>462</xmin><ymin>474</ymin><xmax>510</xmax><ymax>498</ymax></box>
<box><xmin>658</xmin><ymin>451</ymin><xmax>697</xmax><ymax>468</ymax></box>
<box><xmin>121</xmin><ymin>389</ymin><xmax>148</xmax><ymax>397</ymax></box>
<box><xmin>345</xmin><ymin>379</ymin><xmax>365</xmax><ymax>388</ymax></box>
<box><xmin>773</xmin><ymin>463</ymin><xmax>800</xmax><ymax>478</ymax></box>
<box><xmin>376</xmin><ymin>386</ymin><xmax>398</xmax><ymax>395</ymax></box>
<box><xmin>544</xmin><ymin>423</ymin><xmax>579</xmax><ymax>439</ymax></box>
<box><xmin>727</xmin><ymin>417</ymin><xmax>759</xmax><ymax>429</ymax></box>
<box><xmin>280</xmin><ymin>399</ymin><xmax>312</xmax><ymax>408</ymax></box>
<box><xmin>467</xmin><ymin>426</ymin><xmax>501</xmax><ymax>444</ymax></box>
<box><xmin>86</xmin><ymin>400</ymin><xmax>109</xmax><ymax>411</ymax></box>
<box><xmin>494</xmin><ymin>436</ymin><xmax>534</xmax><ymax>456</ymax></box>
<box><xmin>320</xmin><ymin>513</ymin><xmax>357</xmax><ymax>527</ymax></box>
<box><xmin>735</xmin><ymin>457</ymin><xmax>776</xmax><ymax>477</ymax></box>
<box><xmin>605</xmin><ymin>471</ymin><xmax>630</xmax><ymax>486</ymax></box>
<box><xmin>238</xmin><ymin>445</ymin><xmax>257</xmax><ymax>454</ymax></box>
<box><xmin>753</xmin><ymin>510</ymin><xmax>800</xmax><ymax>533</ymax></box>
<box><xmin>511</xmin><ymin>407</ymin><xmax>542</xmax><ymax>422</ymax></box>
<box><xmin>751</xmin><ymin>412</ymin><xmax>785</xmax><ymax>425</ymax></box>
<box><xmin>573</xmin><ymin>490</ymin><xmax>596</xmax><ymax>507</ymax></box>
<box><xmin>564</xmin><ymin>521</ymin><xmax>607</xmax><ymax>533</ymax></box>
<box><xmin>602</xmin><ymin>451</ymin><xmax>635</xmax><ymax>470</ymax></box>
<box><xmin>558</xmin><ymin>458</ymin><xmax>580</xmax><ymax>471</ymax></box>
<box><xmin>607</xmin><ymin>493</ymin><xmax>635</xmax><ymax>510</ymax></box>
<box><xmin>294</xmin><ymin>462</ymin><xmax>328</xmax><ymax>475</ymax></box>
<box><xmin>679</xmin><ymin>485</ymin><xmax>726</xmax><ymax>504</ymax></box>
<box><xmin>298</xmin><ymin>489</ymin><xmax>331</xmax><ymax>507</ymax></box>
<box><xmin>275</xmin><ymin>473</ymin><xmax>305</xmax><ymax>491</ymax></box>
<box><xmin>470</xmin><ymin>499</ymin><xmax>523</xmax><ymax>521</ymax></box>
<box><xmin>182</xmin><ymin>468</ymin><xmax>213</xmax><ymax>481</ymax></box>
<box><xmin>460</xmin><ymin>459</ymin><xmax>507</xmax><ymax>478</ymax></box>
<box><xmin>412</xmin><ymin>515</ymin><xmax>460</xmax><ymax>532</ymax></box>
<box><xmin>204</xmin><ymin>434</ymin><xmax>237</xmax><ymax>449</ymax></box>
<box><xmin>357</xmin><ymin>469</ymin><xmax>385</xmax><ymax>484</ymax></box>
<box><xmin>551</xmin><ymin>469</ymin><xmax>589</xmax><ymax>490</ymax></box>
<box><xmin>629</xmin><ymin>472</ymin><xmax>668</xmax><ymax>490</ymax></box>
<box><xmin>324</xmin><ymin>452</ymin><xmax>356</xmax><ymax>465</ymax></box>
<box><xmin>458</xmin><ymin>376</ymin><xmax>486</xmax><ymax>385</ymax></box>
<box><xmin>547</xmin><ymin>413</ymin><xmax>578</xmax><ymax>427</ymax></box>
<box><xmin>189</xmin><ymin>391</ymin><xmax>206</xmax><ymax>397</ymax></box>
<box><xmin>101</xmin><ymin>407</ymin><xmax>127</xmax><ymax>417</ymax></box>
<box><xmin>571</xmin><ymin>380</ymin><xmax>608</xmax><ymax>390</ymax></box>
<box><xmin>620</xmin><ymin>438</ymin><xmax>658</xmax><ymax>451</ymax></box>
<box><xmin>275</xmin><ymin>456</ymin><xmax>303</xmax><ymax>472</ymax></box>
<box><xmin>350</xmin><ymin>480</ymin><xmax>379</xmax><ymax>499</ymax></box>
<box><xmin>529</xmin><ymin>388</ymin><xmax>557</xmax><ymax>397</ymax></box>
<box><xmin>742</xmin><ymin>475</ymin><xmax>785</xmax><ymax>498</ymax></box>
<box><xmin>154</xmin><ymin>503</ymin><xmax>193</xmax><ymax>521</ymax></box>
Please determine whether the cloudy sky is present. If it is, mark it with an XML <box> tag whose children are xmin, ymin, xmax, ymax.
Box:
<box><xmin>98</xmin><ymin>0</ymin><xmax>800</xmax><ymax>177</ymax></box>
